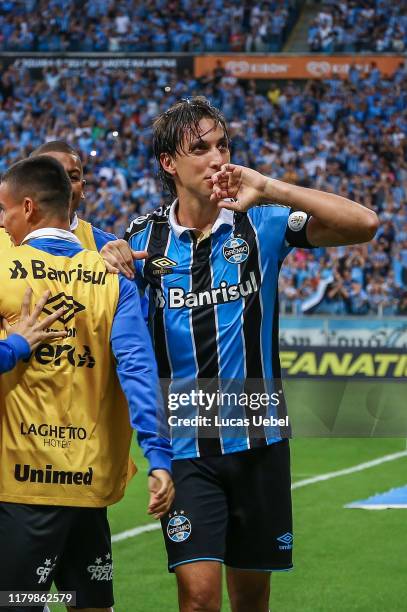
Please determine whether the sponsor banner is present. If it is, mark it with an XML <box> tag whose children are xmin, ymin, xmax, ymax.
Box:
<box><xmin>194</xmin><ymin>55</ymin><xmax>405</xmax><ymax>80</ymax></box>
<box><xmin>280</xmin><ymin>317</ymin><xmax>407</xmax><ymax>349</ymax></box>
<box><xmin>0</xmin><ymin>53</ymin><xmax>192</xmax><ymax>73</ymax></box>
<box><xmin>281</xmin><ymin>346</ymin><xmax>407</xmax><ymax>379</ymax></box>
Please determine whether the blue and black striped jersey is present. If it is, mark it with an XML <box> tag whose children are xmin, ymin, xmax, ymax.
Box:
<box><xmin>125</xmin><ymin>202</ymin><xmax>312</xmax><ymax>459</ymax></box>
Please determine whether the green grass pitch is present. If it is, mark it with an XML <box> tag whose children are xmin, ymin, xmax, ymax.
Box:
<box><xmin>48</xmin><ymin>438</ymin><xmax>407</xmax><ymax>611</ymax></box>
<box><xmin>105</xmin><ymin>438</ymin><xmax>407</xmax><ymax>612</ymax></box>
<box><xmin>49</xmin><ymin>379</ymin><xmax>407</xmax><ymax>611</ymax></box>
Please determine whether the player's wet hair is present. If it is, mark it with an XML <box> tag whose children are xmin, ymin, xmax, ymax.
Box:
<box><xmin>1</xmin><ymin>156</ymin><xmax>72</xmax><ymax>219</ymax></box>
<box><xmin>153</xmin><ymin>96</ymin><xmax>229</xmax><ymax>196</ymax></box>
<box><xmin>31</xmin><ymin>140</ymin><xmax>82</xmax><ymax>170</ymax></box>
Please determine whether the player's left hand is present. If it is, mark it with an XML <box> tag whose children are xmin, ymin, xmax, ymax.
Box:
<box><xmin>147</xmin><ymin>469</ymin><xmax>175</xmax><ymax>519</ymax></box>
<box><xmin>210</xmin><ymin>163</ymin><xmax>269</xmax><ymax>211</ymax></box>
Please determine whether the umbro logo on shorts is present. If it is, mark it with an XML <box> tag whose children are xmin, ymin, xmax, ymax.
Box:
<box><xmin>276</xmin><ymin>532</ymin><xmax>293</xmax><ymax>550</ymax></box>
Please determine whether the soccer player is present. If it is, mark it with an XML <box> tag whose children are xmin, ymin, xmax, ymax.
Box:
<box><xmin>31</xmin><ymin>141</ymin><xmax>119</xmax><ymax>250</ymax></box>
<box><xmin>102</xmin><ymin>97</ymin><xmax>378</xmax><ymax>612</ymax></box>
<box><xmin>0</xmin><ymin>288</ymin><xmax>66</xmax><ymax>374</ymax></box>
<box><xmin>0</xmin><ymin>140</ymin><xmax>146</xmax><ymax>255</ymax></box>
<box><xmin>35</xmin><ymin>142</ymin><xmax>149</xmax><ymax>319</ymax></box>
<box><xmin>0</xmin><ymin>156</ymin><xmax>173</xmax><ymax>612</ymax></box>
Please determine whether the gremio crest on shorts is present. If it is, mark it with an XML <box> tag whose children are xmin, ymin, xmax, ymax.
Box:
<box><xmin>167</xmin><ymin>510</ymin><xmax>192</xmax><ymax>543</ymax></box>
<box><xmin>222</xmin><ymin>237</ymin><xmax>249</xmax><ymax>264</ymax></box>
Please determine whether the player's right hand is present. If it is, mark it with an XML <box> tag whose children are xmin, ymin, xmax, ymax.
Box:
<box><xmin>4</xmin><ymin>288</ymin><xmax>67</xmax><ymax>351</ymax></box>
<box><xmin>210</xmin><ymin>163</ymin><xmax>269</xmax><ymax>211</ymax></box>
<box><xmin>147</xmin><ymin>469</ymin><xmax>175</xmax><ymax>520</ymax></box>
<box><xmin>100</xmin><ymin>239</ymin><xmax>148</xmax><ymax>279</ymax></box>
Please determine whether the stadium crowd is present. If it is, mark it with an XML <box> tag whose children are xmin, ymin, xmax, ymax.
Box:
<box><xmin>308</xmin><ymin>0</ymin><xmax>407</xmax><ymax>53</ymax></box>
<box><xmin>0</xmin><ymin>59</ymin><xmax>405</xmax><ymax>316</ymax></box>
<box><xmin>0</xmin><ymin>0</ymin><xmax>298</xmax><ymax>53</ymax></box>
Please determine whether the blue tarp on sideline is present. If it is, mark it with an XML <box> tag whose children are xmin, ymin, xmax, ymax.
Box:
<box><xmin>345</xmin><ymin>485</ymin><xmax>407</xmax><ymax>509</ymax></box>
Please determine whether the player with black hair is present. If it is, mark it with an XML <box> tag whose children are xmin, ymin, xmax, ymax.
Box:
<box><xmin>0</xmin><ymin>155</ymin><xmax>173</xmax><ymax>612</ymax></box>
<box><xmin>0</xmin><ymin>140</ymin><xmax>139</xmax><ymax>254</ymax></box>
<box><xmin>103</xmin><ymin>96</ymin><xmax>379</xmax><ymax>612</ymax></box>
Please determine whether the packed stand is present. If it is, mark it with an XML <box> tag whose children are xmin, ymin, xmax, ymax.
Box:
<box><xmin>0</xmin><ymin>60</ymin><xmax>405</xmax><ymax>315</ymax></box>
<box><xmin>0</xmin><ymin>0</ymin><xmax>299</xmax><ymax>53</ymax></box>
<box><xmin>308</xmin><ymin>0</ymin><xmax>406</xmax><ymax>53</ymax></box>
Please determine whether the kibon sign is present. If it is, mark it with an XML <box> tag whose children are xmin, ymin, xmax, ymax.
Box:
<box><xmin>194</xmin><ymin>55</ymin><xmax>404</xmax><ymax>80</ymax></box>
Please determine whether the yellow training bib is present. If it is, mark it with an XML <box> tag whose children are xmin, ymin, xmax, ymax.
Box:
<box><xmin>0</xmin><ymin>246</ymin><xmax>134</xmax><ymax>507</ymax></box>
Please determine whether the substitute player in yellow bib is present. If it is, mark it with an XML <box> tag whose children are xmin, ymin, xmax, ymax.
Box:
<box><xmin>0</xmin><ymin>156</ymin><xmax>173</xmax><ymax>612</ymax></box>
<box><xmin>0</xmin><ymin>141</ymin><xmax>141</xmax><ymax>485</ymax></box>
<box><xmin>0</xmin><ymin>139</ymin><xmax>143</xmax><ymax>253</ymax></box>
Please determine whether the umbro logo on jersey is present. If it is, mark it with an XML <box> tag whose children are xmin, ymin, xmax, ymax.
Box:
<box><xmin>9</xmin><ymin>260</ymin><xmax>28</xmax><ymax>279</ymax></box>
<box><xmin>43</xmin><ymin>293</ymin><xmax>85</xmax><ymax>324</ymax></box>
<box><xmin>148</xmin><ymin>255</ymin><xmax>177</xmax><ymax>276</ymax></box>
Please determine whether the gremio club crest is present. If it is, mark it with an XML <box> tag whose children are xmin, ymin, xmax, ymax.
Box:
<box><xmin>167</xmin><ymin>510</ymin><xmax>192</xmax><ymax>543</ymax></box>
<box><xmin>222</xmin><ymin>237</ymin><xmax>250</xmax><ymax>264</ymax></box>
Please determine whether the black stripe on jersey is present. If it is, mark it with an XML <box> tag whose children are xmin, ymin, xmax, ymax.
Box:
<box><xmin>124</xmin><ymin>205</ymin><xmax>170</xmax><ymax>242</ymax></box>
<box><xmin>236</xmin><ymin>212</ymin><xmax>267</xmax><ymax>449</ymax></box>
<box><xmin>146</xmin><ymin>221</ymin><xmax>172</xmax><ymax>380</ymax></box>
<box><xmin>273</xmin><ymin>261</ymin><xmax>290</xmax><ymax>437</ymax></box>
<box><xmin>191</xmin><ymin>233</ymin><xmax>222</xmax><ymax>456</ymax></box>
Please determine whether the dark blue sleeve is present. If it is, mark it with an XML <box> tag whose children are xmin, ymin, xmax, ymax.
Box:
<box><xmin>92</xmin><ymin>226</ymin><xmax>118</xmax><ymax>252</ymax></box>
<box><xmin>110</xmin><ymin>275</ymin><xmax>172</xmax><ymax>474</ymax></box>
<box><xmin>0</xmin><ymin>334</ymin><xmax>31</xmax><ymax>374</ymax></box>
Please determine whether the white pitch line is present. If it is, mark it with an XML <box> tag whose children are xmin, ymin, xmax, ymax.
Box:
<box><xmin>112</xmin><ymin>522</ymin><xmax>161</xmax><ymax>542</ymax></box>
<box><xmin>112</xmin><ymin>449</ymin><xmax>407</xmax><ymax>543</ymax></box>
<box><xmin>291</xmin><ymin>449</ymin><xmax>407</xmax><ymax>490</ymax></box>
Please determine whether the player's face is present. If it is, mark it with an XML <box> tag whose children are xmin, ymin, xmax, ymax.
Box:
<box><xmin>39</xmin><ymin>152</ymin><xmax>84</xmax><ymax>216</ymax></box>
<box><xmin>162</xmin><ymin>118</ymin><xmax>230</xmax><ymax>200</ymax></box>
<box><xmin>0</xmin><ymin>182</ymin><xmax>30</xmax><ymax>245</ymax></box>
